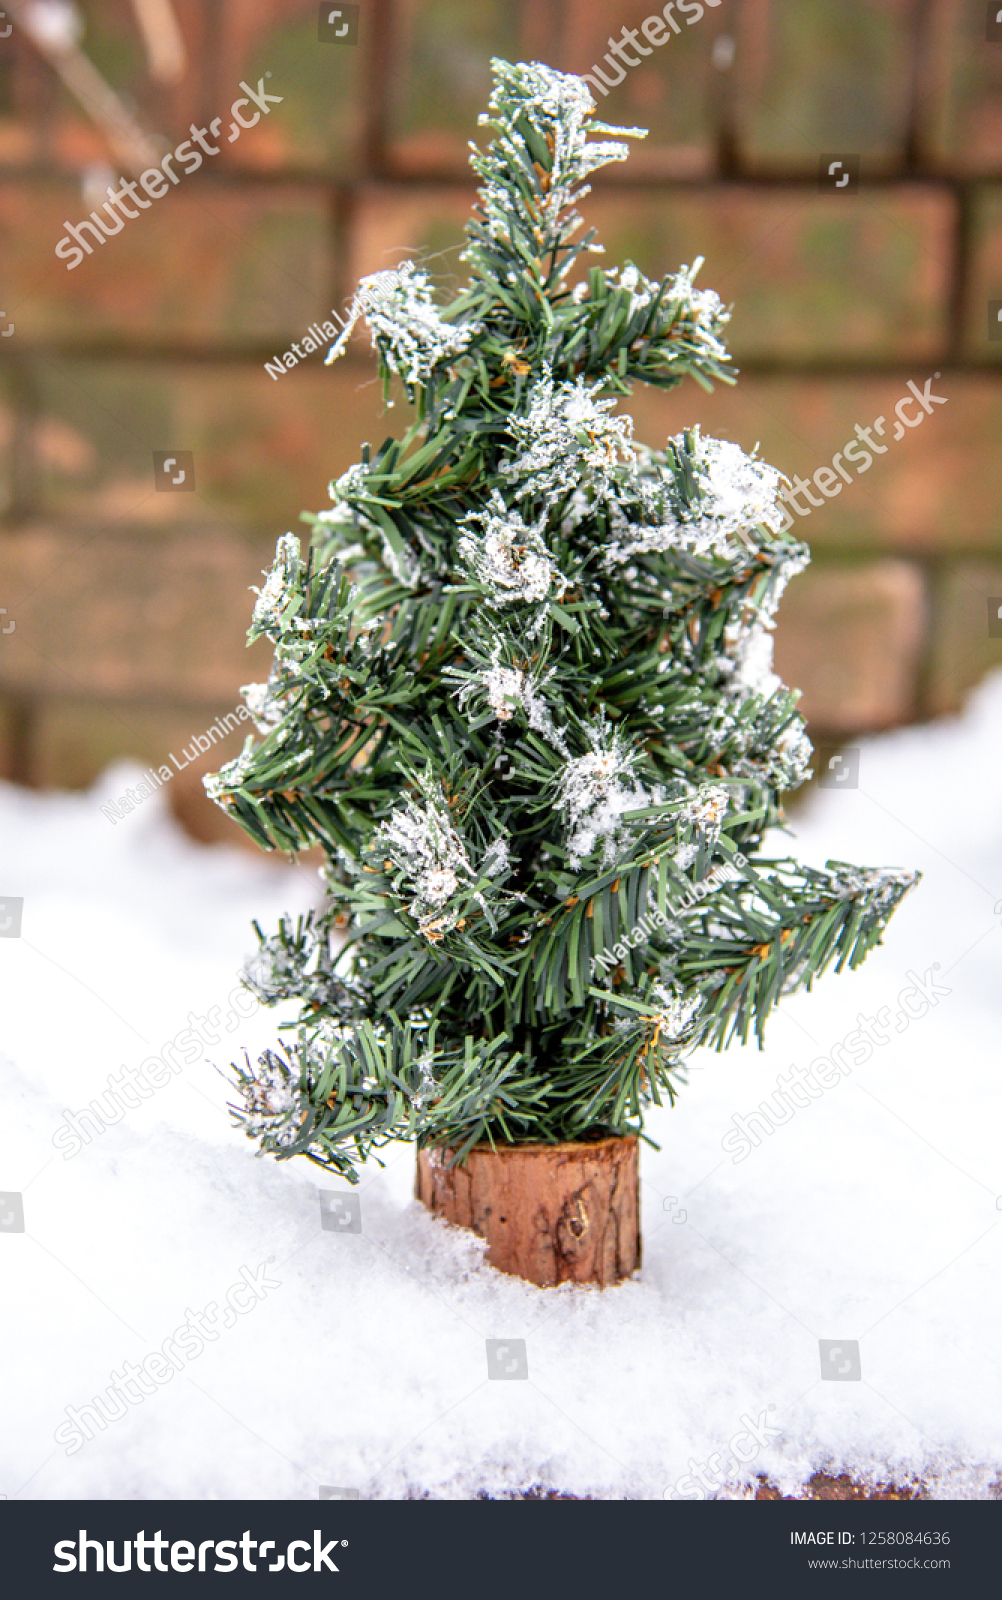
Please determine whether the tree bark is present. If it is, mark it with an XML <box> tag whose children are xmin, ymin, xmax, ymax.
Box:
<box><xmin>415</xmin><ymin>1136</ymin><xmax>640</xmax><ymax>1288</ymax></box>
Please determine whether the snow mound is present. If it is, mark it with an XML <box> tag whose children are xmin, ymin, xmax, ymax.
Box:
<box><xmin>1</xmin><ymin>672</ymin><xmax>1001</xmax><ymax>1499</ymax></box>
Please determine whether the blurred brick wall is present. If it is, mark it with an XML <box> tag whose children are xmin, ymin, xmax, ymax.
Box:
<box><xmin>0</xmin><ymin>0</ymin><xmax>1000</xmax><ymax>843</ymax></box>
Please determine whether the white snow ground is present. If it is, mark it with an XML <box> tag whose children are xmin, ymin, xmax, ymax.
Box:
<box><xmin>1</xmin><ymin>673</ymin><xmax>1000</xmax><ymax>1502</ymax></box>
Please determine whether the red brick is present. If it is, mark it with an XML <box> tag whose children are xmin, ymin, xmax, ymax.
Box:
<box><xmin>772</xmin><ymin>560</ymin><xmax>926</xmax><ymax>732</ymax></box>
<box><xmin>736</xmin><ymin>0</ymin><xmax>916</xmax><ymax>170</ymax></box>
<box><xmin>558</xmin><ymin>0</ymin><xmax>721</xmax><ymax>177</ymax></box>
<box><xmin>925</xmin><ymin>560</ymin><xmax>1002</xmax><ymax>717</ymax></box>
<box><xmin>0</xmin><ymin>520</ymin><xmax>275</xmax><ymax>702</ymax></box>
<box><xmin>385</xmin><ymin>0</ymin><xmax>524</xmax><ymax>172</ymax></box>
<box><xmin>0</xmin><ymin>1</ymin><xmax>356</xmax><ymax>177</ymax></box>
<box><xmin>622</xmin><ymin>373</ymin><xmax>1002</xmax><ymax>554</ymax></box>
<box><xmin>216</xmin><ymin>1</ymin><xmax>367</xmax><ymax>173</ymax></box>
<box><xmin>926</xmin><ymin>0</ymin><xmax>1002</xmax><ymax>173</ymax></box>
<box><xmin>350</xmin><ymin>180</ymin><xmax>952</xmax><ymax>362</ymax></box>
<box><xmin>26</xmin><ymin>358</ymin><xmax>411</xmax><ymax>537</ymax></box>
<box><xmin>967</xmin><ymin>184</ymin><xmax>1002</xmax><ymax>361</ymax></box>
<box><xmin>0</xmin><ymin>375</ymin><xmax>17</xmax><ymax>515</ymax></box>
<box><xmin>348</xmin><ymin>183</ymin><xmax>474</xmax><ymax>284</ymax></box>
<box><xmin>580</xmin><ymin>186</ymin><xmax>952</xmax><ymax>361</ymax></box>
<box><xmin>0</xmin><ymin>692</ymin><xmax>18</xmax><ymax>783</ymax></box>
<box><xmin>0</xmin><ymin>181</ymin><xmax>334</xmax><ymax>342</ymax></box>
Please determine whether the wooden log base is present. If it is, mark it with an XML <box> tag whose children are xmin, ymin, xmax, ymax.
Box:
<box><xmin>415</xmin><ymin>1136</ymin><xmax>640</xmax><ymax>1288</ymax></box>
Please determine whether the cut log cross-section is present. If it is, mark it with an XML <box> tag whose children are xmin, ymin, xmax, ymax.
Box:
<box><xmin>415</xmin><ymin>1136</ymin><xmax>640</xmax><ymax>1288</ymax></box>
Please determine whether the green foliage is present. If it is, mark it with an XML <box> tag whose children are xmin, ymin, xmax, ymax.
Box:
<box><xmin>207</xmin><ymin>59</ymin><xmax>918</xmax><ymax>1180</ymax></box>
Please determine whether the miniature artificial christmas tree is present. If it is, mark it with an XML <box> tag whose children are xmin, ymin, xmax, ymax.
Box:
<box><xmin>206</xmin><ymin>59</ymin><xmax>917</xmax><ymax>1285</ymax></box>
